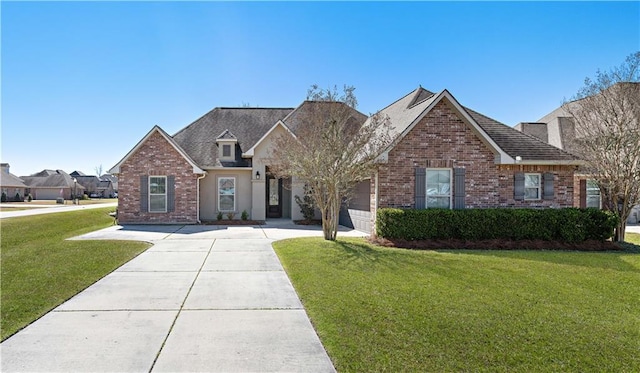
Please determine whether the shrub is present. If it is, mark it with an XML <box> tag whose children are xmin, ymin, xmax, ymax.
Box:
<box><xmin>241</xmin><ymin>210</ymin><xmax>249</xmax><ymax>220</ymax></box>
<box><xmin>1</xmin><ymin>192</ymin><xmax>6</xmax><ymax>203</ymax></box>
<box><xmin>27</xmin><ymin>194</ymin><xmax>33</xmax><ymax>202</ymax></box>
<box><xmin>217</xmin><ymin>211</ymin><xmax>223</xmax><ymax>221</ymax></box>
<box><xmin>81</xmin><ymin>194</ymin><xmax>89</xmax><ymax>200</ymax></box>
<box><xmin>376</xmin><ymin>208</ymin><xmax>617</xmax><ymax>242</ymax></box>
<box><xmin>226</xmin><ymin>212</ymin><xmax>235</xmax><ymax>220</ymax></box>
<box><xmin>295</xmin><ymin>185</ymin><xmax>316</xmax><ymax>221</ymax></box>
<box><xmin>14</xmin><ymin>192</ymin><xmax>22</xmax><ymax>202</ymax></box>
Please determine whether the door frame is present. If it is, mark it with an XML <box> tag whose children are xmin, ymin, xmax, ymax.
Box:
<box><xmin>266</xmin><ymin>172</ymin><xmax>283</xmax><ymax>218</ymax></box>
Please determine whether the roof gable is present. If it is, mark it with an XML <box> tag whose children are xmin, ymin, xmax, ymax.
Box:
<box><xmin>172</xmin><ymin>107</ymin><xmax>293</xmax><ymax>168</ymax></box>
<box><xmin>374</xmin><ymin>87</ymin><xmax>579</xmax><ymax>164</ymax></box>
<box><xmin>109</xmin><ymin>126</ymin><xmax>204</xmax><ymax>174</ymax></box>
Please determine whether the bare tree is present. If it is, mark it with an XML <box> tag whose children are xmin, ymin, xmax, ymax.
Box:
<box><xmin>269</xmin><ymin>85</ymin><xmax>393</xmax><ymax>240</ymax></box>
<box><xmin>94</xmin><ymin>164</ymin><xmax>103</xmax><ymax>177</ymax></box>
<box><xmin>563</xmin><ymin>52</ymin><xmax>640</xmax><ymax>241</ymax></box>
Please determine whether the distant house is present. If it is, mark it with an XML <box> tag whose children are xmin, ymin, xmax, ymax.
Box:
<box><xmin>100</xmin><ymin>174</ymin><xmax>119</xmax><ymax>193</ymax></box>
<box><xmin>73</xmin><ymin>175</ymin><xmax>116</xmax><ymax>197</ymax></box>
<box><xmin>21</xmin><ymin>169</ymin><xmax>85</xmax><ymax>200</ymax></box>
<box><xmin>0</xmin><ymin>163</ymin><xmax>27</xmax><ymax>201</ymax></box>
<box><xmin>515</xmin><ymin>83</ymin><xmax>640</xmax><ymax>224</ymax></box>
<box><xmin>110</xmin><ymin>86</ymin><xmax>580</xmax><ymax>231</ymax></box>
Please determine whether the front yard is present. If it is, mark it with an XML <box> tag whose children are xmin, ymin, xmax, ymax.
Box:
<box><xmin>1</xmin><ymin>208</ymin><xmax>148</xmax><ymax>340</ymax></box>
<box><xmin>274</xmin><ymin>236</ymin><xmax>640</xmax><ymax>372</ymax></box>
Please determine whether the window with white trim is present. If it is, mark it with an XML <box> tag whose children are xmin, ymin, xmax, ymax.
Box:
<box><xmin>586</xmin><ymin>180</ymin><xmax>601</xmax><ymax>208</ymax></box>
<box><xmin>149</xmin><ymin>176</ymin><xmax>167</xmax><ymax>212</ymax></box>
<box><xmin>222</xmin><ymin>144</ymin><xmax>231</xmax><ymax>157</ymax></box>
<box><xmin>426</xmin><ymin>169</ymin><xmax>451</xmax><ymax>208</ymax></box>
<box><xmin>524</xmin><ymin>173</ymin><xmax>541</xmax><ymax>200</ymax></box>
<box><xmin>218</xmin><ymin>177</ymin><xmax>235</xmax><ymax>212</ymax></box>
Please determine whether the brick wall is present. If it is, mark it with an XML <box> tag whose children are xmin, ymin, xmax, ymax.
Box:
<box><xmin>118</xmin><ymin>131</ymin><xmax>201</xmax><ymax>223</ymax></box>
<box><xmin>376</xmin><ymin>100</ymin><xmax>575</xmax><ymax>212</ymax></box>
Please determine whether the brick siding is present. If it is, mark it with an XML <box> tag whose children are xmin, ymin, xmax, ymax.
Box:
<box><xmin>118</xmin><ymin>131</ymin><xmax>201</xmax><ymax>223</ymax></box>
<box><xmin>376</xmin><ymin>100</ymin><xmax>575</xmax><ymax>212</ymax></box>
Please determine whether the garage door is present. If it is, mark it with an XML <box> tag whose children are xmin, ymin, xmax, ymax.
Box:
<box><xmin>339</xmin><ymin>180</ymin><xmax>372</xmax><ymax>234</ymax></box>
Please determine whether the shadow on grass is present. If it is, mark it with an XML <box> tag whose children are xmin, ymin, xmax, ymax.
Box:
<box><xmin>437</xmin><ymin>242</ymin><xmax>640</xmax><ymax>273</ymax></box>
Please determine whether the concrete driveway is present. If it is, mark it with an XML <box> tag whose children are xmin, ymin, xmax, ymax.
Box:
<box><xmin>1</xmin><ymin>221</ymin><xmax>365</xmax><ymax>372</ymax></box>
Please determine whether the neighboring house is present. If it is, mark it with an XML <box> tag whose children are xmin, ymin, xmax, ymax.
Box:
<box><xmin>515</xmin><ymin>90</ymin><xmax>640</xmax><ymax>224</ymax></box>
<box><xmin>73</xmin><ymin>175</ymin><xmax>116</xmax><ymax>197</ymax></box>
<box><xmin>21</xmin><ymin>169</ymin><xmax>85</xmax><ymax>200</ymax></box>
<box><xmin>111</xmin><ymin>87</ymin><xmax>581</xmax><ymax>231</ymax></box>
<box><xmin>100</xmin><ymin>174</ymin><xmax>119</xmax><ymax>193</ymax></box>
<box><xmin>0</xmin><ymin>163</ymin><xmax>27</xmax><ymax>201</ymax></box>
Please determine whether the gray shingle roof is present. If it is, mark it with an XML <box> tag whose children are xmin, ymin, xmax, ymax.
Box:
<box><xmin>282</xmin><ymin>101</ymin><xmax>368</xmax><ymax>134</ymax></box>
<box><xmin>464</xmin><ymin>107</ymin><xmax>578</xmax><ymax>161</ymax></box>
<box><xmin>0</xmin><ymin>171</ymin><xmax>27</xmax><ymax>188</ymax></box>
<box><xmin>173</xmin><ymin>108</ymin><xmax>294</xmax><ymax>168</ymax></box>
<box><xmin>374</xmin><ymin>87</ymin><xmax>578</xmax><ymax>162</ymax></box>
<box><xmin>21</xmin><ymin>170</ymin><xmax>86</xmax><ymax>189</ymax></box>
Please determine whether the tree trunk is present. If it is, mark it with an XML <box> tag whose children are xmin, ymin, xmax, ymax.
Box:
<box><xmin>320</xmin><ymin>192</ymin><xmax>340</xmax><ymax>241</ymax></box>
<box><xmin>615</xmin><ymin>220</ymin><xmax>627</xmax><ymax>242</ymax></box>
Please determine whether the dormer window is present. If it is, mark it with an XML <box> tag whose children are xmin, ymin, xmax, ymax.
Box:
<box><xmin>222</xmin><ymin>144</ymin><xmax>231</xmax><ymax>157</ymax></box>
<box><xmin>216</xmin><ymin>129</ymin><xmax>238</xmax><ymax>161</ymax></box>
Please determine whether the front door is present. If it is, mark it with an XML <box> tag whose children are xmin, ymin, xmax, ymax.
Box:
<box><xmin>266</xmin><ymin>174</ymin><xmax>283</xmax><ymax>218</ymax></box>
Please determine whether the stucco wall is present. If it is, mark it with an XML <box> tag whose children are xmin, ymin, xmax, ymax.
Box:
<box><xmin>250</xmin><ymin>124</ymin><xmax>304</xmax><ymax>221</ymax></box>
<box><xmin>199</xmin><ymin>170</ymin><xmax>252</xmax><ymax>221</ymax></box>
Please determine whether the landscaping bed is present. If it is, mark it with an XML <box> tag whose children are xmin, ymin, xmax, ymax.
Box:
<box><xmin>370</xmin><ymin>236</ymin><xmax>622</xmax><ymax>251</ymax></box>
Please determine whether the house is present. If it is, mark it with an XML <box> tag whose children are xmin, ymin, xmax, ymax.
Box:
<box><xmin>110</xmin><ymin>87</ymin><xmax>581</xmax><ymax>231</ymax></box>
<box><xmin>72</xmin><ymin>175</ymin><xmax>116</xmax><ymax>198</ymax></box>
<box><xmin>21</xmin><ymin>169</ymin><xmax>85</xmax><ymax>200</ymax></box>
<box><xmin>0</xmin><ymin>163</ymin><xmax>27</xmax><ymax>201</ymax></box>
<box><xmin>515</xmin><ymin>86</ymin><xmax>640</xmax><ymax>224</ymax></box>
<box><xmin>100</xmin><ymin>174</ymin><xmax>119</xmax><ymax>193</ymax></box>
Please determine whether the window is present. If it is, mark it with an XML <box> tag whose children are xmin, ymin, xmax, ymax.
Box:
<box><xmin>222</xmin><ymin>144</ymin><xmax>231</xmax><ymax>157</ymax></box>
<box><xmin>149</xmin><ymin>176</ymin><xmax>166</xmax><ymax>212</ymax></box>
<box><xmin>218</xmin><ymin>177</ymin><xmax>235</xmax><ymax>211</ymax></box>
<box><xmin>524</xmin><ymin>173</ymin><xmax>541</xmax><ymax>200</ymax></box>
<box><xmin>586</xmin><ymin>180</ymin><xmax>601</xmax><ymax>208</ymax></box>
<box><xmin>426</xmin><ymin>169</ymin><xmax>451</xmax><ymax>208</ymax></box>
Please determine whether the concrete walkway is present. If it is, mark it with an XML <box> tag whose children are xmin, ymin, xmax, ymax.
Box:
<box><xmin>0</xmin><ymin>202</ymin><xmax>118</xmax><ymax>219</ymax></box>
<box><xmin>1</xmin><ymin>222</ymin><xmax>364</xmax><ymax>372</ymax></box>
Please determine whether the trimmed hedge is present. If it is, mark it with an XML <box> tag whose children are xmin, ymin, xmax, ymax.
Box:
<box><xmin>376</xmin><ymin>208</ymin><xmax>618</xmax><ymax>242</ymax></box>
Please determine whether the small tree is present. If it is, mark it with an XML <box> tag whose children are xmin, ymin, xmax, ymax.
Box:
<box><xmin>563</xmin><ymin>52</ymin><xmax>640</xmax><ymax>241</ymax></box>
<box><xmin>94</xmin><ymin>164</ymin><xmax>103</xmax><ymax>177</ymax></box>
<box><xmin>270</xmin><ymin>85</ymin><xmax>393</xmax><ymax>240</ymax></box>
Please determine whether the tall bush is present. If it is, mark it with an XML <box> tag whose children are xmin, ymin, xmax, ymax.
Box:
<box><xmin>376</xmin><ymin>208</ymin><xmax>617</xmax><ymax>242</ymax></box>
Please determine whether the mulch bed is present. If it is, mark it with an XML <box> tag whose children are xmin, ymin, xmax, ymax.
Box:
<box><xmin>201</xmin><ymin>220</ymin><xmax>265</xmax><ymax>225</ymax></box>
<box><xmin>368</xmin><ymin>236</ymin><xmax>623</xmax><ymax>251</ymax></box>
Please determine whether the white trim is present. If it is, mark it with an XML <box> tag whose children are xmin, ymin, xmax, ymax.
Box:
<box><xmin>148</xmin><ymin>175</ymin><xmax>167</xmax><ymax>213</ymax></box>
<box><xmin>109</xmin><ymin>126</ymin><xmax>205</xmax><ymax>174</ymax></box>
<box><xmin>204</xmin><ymin>167</ymin><xmax>252</xmax><ymax>171</ymax></box>
<box><xmin>242</xmin><ymin>121</ymin><xmax>297</xmax><ymax>157</ymax></box>
<box><xmin>524</xmin><ymin>173</ymin><xmax>542</xmax><ymax>201</ymax></box>
<box><xmin>217</xmin><ymin>176</ymin><xmax>236</xmax><ymax>212</ymax></box>
<box><xmin>425</xmin><ymin>168</ymin><xmax>452</xmax><ymax>209</ymax></box>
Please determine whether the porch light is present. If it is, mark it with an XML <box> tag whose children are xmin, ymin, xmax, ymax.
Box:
<box><xmin>256</xmin><ymin>171</ymin><xmax>260</xmax><ymax>180</ymax></box>
<box><xmin>515</xmin><ymin>156</ymin><xmax>522</xmax><ymax>163</ymax></box>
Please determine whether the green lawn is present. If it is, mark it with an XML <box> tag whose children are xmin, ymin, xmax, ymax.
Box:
<box><xmin>1</xmin><ymin>208</ymin><xmax>149</xmax><ymax>340</ymax></box>
<box><xmin>274</xmin><ymin>237</ymin><xmax>640</xmax><ymax>372</ymax></box>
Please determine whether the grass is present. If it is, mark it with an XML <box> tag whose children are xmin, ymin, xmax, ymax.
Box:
<box><xmin>273</xmin><ymin>237</ymin><xmax>640</xmax><ymax>372</ymax></box>
<box><xmin>1</xmin><ymin>208</ymin><xmax>149</xmax><ymax>340</ymax></box>
<box><xmin>1</xmin><ymin>198</ymin><xmax>117</xmax><ymax>207</ymax></box>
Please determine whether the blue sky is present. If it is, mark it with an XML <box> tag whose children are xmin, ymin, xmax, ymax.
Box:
<box><xmin>2</xmin><ymin>1</ymin><xmax>639</xmax><ymax>177</ymax></box>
